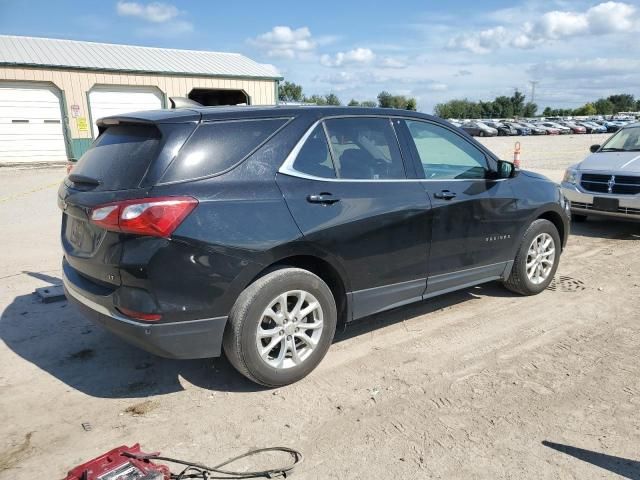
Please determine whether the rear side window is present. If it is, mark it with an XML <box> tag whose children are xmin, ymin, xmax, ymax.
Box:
<box><xmin>324</xmin><ymin>118</ymin><xmax>405</xmax><ymax>180</ymax></box>
<box><xmin>293</xmin><ymin>125</ymin><xmax>336</xmax><ymax>178</ymax></box>
<box><xmin>72</xmin><ymin>125</ymin><xmax>160</xmax><ymax>191</ymax></box>
<box><xmin>161</xmin><ymin>118</ymin><xmax>288</xmax><ymax>182</ymax></box>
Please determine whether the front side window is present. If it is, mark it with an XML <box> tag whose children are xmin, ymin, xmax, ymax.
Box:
<box><xmin>293</xmin><ymin>125</ymin><xmax>336</xmax><ymax>178</ymax></box>
<box><xmin>324</xmin><ymin>118</ymin><xmax>406</xmax><ymax>180</ymax></box>
<box><xmin>405</xmin><ymin>120</ymin><xmax>489</xmax><ymax>180</ymax></box>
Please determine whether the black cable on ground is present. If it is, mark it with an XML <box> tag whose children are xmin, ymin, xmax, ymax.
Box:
<box><xmin>123</xmin><ymin>446</ymin><xmax>303</xmax><ymax>479</ymax></box>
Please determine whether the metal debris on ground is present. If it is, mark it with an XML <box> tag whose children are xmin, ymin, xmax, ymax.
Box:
<box><xmin>34</xmin><ymin>285</ymin><xmax>65</xmax><ymax>303</ymax></box>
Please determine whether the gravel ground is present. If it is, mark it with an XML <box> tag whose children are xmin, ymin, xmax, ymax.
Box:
<box><xmin>478</xmin><ymin>133</ymin><xmax>612</xmax><ymax>182</ymax></box>
<box><xmin>1</xmin><ymin>140</ymin><xmax>639</xmax><ymax>479</ymax></box>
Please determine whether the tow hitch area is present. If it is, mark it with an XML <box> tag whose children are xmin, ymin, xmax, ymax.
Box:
<box><xmin>63</xmin><ymin>444</ymin><xmax>303</xmax><ymax>479</ymax></box>
<box><xmin>64</xmin><ymin>444</ymin><xmax>169</xmax><ymax>479</ymax></box>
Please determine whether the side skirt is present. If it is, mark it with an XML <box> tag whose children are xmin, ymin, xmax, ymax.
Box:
<box><xmin>348</xmin><ymin>261</ymin><xmax>512</xmax><ymax>321</ymax></box>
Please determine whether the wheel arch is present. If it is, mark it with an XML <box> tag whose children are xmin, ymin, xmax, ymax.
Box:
<box><xmin>250</xmin><ymin>255</ymin><xmax>350</xmax><ymax>326</ymax></box>
<box><xmin>537</xmin><ymin>209</ymin><xmax>567</xmax><ymax>249</ymax></box>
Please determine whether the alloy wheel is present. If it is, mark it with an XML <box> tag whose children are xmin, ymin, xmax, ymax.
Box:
<box><xmin>256</xmin><ymin>290</ymin><xmax>324</xmax><ymax>369</ymax></box>
<box><xmin>526</xmin><ymin>233</ymin><xmax>556</xmax><ymax>285</ymax></box>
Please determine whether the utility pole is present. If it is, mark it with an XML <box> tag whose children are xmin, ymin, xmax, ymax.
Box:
<box><xmin>529</xmin><ymin>81</ymin><xmax>539</xmax><ymax>104</ymax></box>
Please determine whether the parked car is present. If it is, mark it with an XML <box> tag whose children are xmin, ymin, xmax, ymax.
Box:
<box><xmin>562</xmin><ymin>122</ymin><xmax>640</xmax><ymax>222</ymax></box>
<box><xmin>484</xmin><ymin>120</ymin><xmax>518</xmax><ymax>136</ymax></box>
<box><xmin>595</xmin><ymin>120</ymin><xmax>623</xmax><ymax>133</ymax></box>
<box><xmin>559</xmin><ymin>121</ymin><xmax>587</xmax><ymax>134</ymax></box>
<box><xmin>519</xmin><ymin>122</ymin><xmax>548</xmax><ymax>135</ymax></box>
<box><xmin>541</xmin><ymin>122</ymin><xmax>571</xmax><ymax>134</ymax></box>
<box><xmin>533</xmin><ymin>123</ymin><xmax>560</xmax><ymax>135</ymax></box>
<box><xmin>460</xmin><ymin>121</ymin><xmax>499</xmax><ymax>137</ymax></box>
<box><xmin>578</xmin><ymin>121</ymin><xmax>607</xmax><ymax>134</ymax></box>
<box><xmin>504</xmin><ymin>121</ymin><xmax>531</xmax><ymax>136</ymax></box>
<box><xmin>60</xmin><ymin>106</ymin><xmax>569</xmax><ymax>386</ymax></box>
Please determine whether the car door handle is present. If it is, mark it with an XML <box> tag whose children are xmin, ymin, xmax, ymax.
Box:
<box><xmin>433</xmin><ymin>190</ymin><xmax>457</xmax><ymax>200</ymax></box>
<box><xmin>307</xmin><ymin>193</ymin><xmax>340</xmax><ymax>205</ymax></box>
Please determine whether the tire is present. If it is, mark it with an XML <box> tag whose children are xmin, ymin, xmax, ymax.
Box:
<box><xmin>572</xmin><ymin>213</ymin><xmax>587</xmax><ymax>223</ymax></box>
<box><xmin>504</xmin><ymin>219</ymin><xmax>561</xmax><ymax>296</ymax></box>
<box><xmin>479</xmin><ymin>131</ymin><xmax>485</xmax><ymax>137</ymax></box>
<box><xmin>223</xmin><ymin>268</ymin><xmax>337</xmax><ymax>387</ymax></box>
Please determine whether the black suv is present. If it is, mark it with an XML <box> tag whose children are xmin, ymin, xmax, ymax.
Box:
<box><xmin>60</xmin><ymin>106</ymin><xmax>570</xmax><ymax>386</ymax></box>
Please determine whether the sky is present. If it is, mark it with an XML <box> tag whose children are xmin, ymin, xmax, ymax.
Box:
<box><xmin>1</xmin><ymin>0</ymin><xmax>639</xmax><ymax>113</ymax></box>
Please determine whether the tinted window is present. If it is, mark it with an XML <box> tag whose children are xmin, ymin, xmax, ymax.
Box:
<box><xmin>405</xmin><ymin>120</ymin><xmax>489</xmax><ymax>180</ymax></box>
<box><xmin>162</xmin><ymin>118</ymin><xmax>288</xmax><ymax>182</ymax></box>
<box><xmin>293</xmin><ymin>125</ymin><xmax>336</xmax><ymax>178</ymax></box>
<box><xmin>324</xmin><ymin>118</ymin><xmax>405</xmax><ymax>179</ymax></box>
<box><xmin>71</xmin><ymin>125</ymin><xmax>160</xmax><ymax>191</ymax></box>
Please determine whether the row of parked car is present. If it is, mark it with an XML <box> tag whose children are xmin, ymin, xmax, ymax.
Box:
<box><xmin>450</xmin><ymin>118</ymin><xmax>636</xmax><ymax>137</ymax></box>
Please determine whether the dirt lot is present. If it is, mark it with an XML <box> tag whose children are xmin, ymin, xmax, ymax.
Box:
<box><xmin>1</xmin><ymin>133</ymin><xmax>639</xmax><ymax>479</ymax></box>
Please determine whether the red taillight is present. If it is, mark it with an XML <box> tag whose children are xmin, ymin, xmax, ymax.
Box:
<box><xmin>90</xmin><ymin>196</ymin><xmax>198</xmax><ymax>238</ymax></box>
<box><xmin>117</xmin><ymin>306</ymin><xmax>162</xmax><ymax>322</ymax></box>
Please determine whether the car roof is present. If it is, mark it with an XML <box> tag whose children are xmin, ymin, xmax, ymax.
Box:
<box><xmin>98</xmin><ymin>105</ymin><xmax>442</xmax><ymax>125</ymax></box>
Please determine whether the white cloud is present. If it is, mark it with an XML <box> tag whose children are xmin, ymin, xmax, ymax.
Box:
<box><xmin>248</xmin><ymin>26</ymin><xmax>316</xmax><ymax>58</ymax></box>
<box><xmin>448</xmin><ymin>26</ymin><xmax>508</xmax><ymax>54</ymax></box>
<box><xmin>379</xmin><ymin>57</ymin><xmax>407</xmax><ymax>69</ymax></box>
<box><xmin>449</xmin><ymin>1</ymin><xmax>639</xmax><ymax>53</ymax></box>
<box><xmin>529</xmin><ymin>57</ymin><xmax>640</xmax><ymax>80</ymax></box>
<box><xmin>116</xmin><ymin>1</ymin><xmax>180</xmax><ymax>23</ymax></box>
<box><xmin>320</xmin><ymin>48</ymin><xmax>375</xmax><ymax>67</ymax></box>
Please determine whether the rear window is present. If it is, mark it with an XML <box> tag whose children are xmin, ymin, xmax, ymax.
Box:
<box><xmin>71</xmin><ymin>125</ymin><xmax>160</xmax><ymax>191</ymax></box>
<box><xmin>160</xmin><ymin>118</ymin><xmax>288</xmax><ymax>183</ymax></box>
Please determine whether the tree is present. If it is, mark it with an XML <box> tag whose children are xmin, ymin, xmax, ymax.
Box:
<box><xmin>324</xmin><ymin>93</ymin><xmax>341</xmax><ymax>106</ymax></box>
<box><xmin>574</xmin><ymin>103</ymin><xmax>597</xmax><ymax>116</ymax></box>
<box><xmin>377</xmin><ymin>91</ymin><xmax>417</xmax><ymax>110</ymax></box>
<box><xmin>348</xmin><ymin>99</ymin><xmax>360</xmax><ymax>106</ymax></box>
<box><xmin>377</xmin><ymin>91</ymin><xmax>394</xmax><ymax>108</ymax></box>
<box><xmin>593</xmin><ymin>98</ymin><xmax>615</xmax><ymax>115</ymax></box>
<box><xmin>360</xmin><ymin>100</ymin><xmax>377</xmax><ymax>108</ymax></box>
<box><xmin>511</xmin><ymin>90</ymin><xmax>526</xmax><ymax>117</ymax></box>
<box><xmin>607</xmin><ymin>94</ymin><xmax>635</xmax><ymax>113</ymax></box>
<box><xmin>278</xmin><ymin>81</ymin><xmax>303</xmax><ymax>102</ymax></box>
<box><xmin>523</xmin><ymin>102</ymin><xmax>537</xmax><ymax>118</ymax></box>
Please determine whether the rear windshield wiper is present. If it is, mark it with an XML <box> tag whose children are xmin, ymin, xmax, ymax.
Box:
<box><xmin>68</xmin><ymin>174</ymin><xmax>101</xmax><ymax>186</ymax></box>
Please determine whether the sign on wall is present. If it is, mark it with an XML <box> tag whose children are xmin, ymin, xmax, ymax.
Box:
<box><xmin>70</xmin><ymin>104</ymin><xmax>80</xmax><ymax>118</ymax></box>
<box><xmin>76</xmin><ymin>117</ymin><xmax>89</xmax><ymax>132</ymax></box>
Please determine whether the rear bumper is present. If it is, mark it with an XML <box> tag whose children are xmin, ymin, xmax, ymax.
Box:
<box><xmin>63</xmin><ymin>264</ymin><xmax>227</xmax><ymax>359</ymax></box>
<box><xmin>561</xmin><ymin>182</ymin><xmax>640</xmax><ymax>221</ymax></box>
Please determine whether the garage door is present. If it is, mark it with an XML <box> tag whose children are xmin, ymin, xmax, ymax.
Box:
<box><xmin>88</xmin><ymin>87</ymin><xmax>163</xmax><ymax>138</ymax></box>
<box><xmin>0</xmin><ymin>84</ymin><xmax>67</xmax><ymax>163</ymax></box>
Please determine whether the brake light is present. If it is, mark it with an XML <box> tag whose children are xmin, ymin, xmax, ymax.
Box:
<box><xmin>90</xmin><ymin>196</ymin><xmax>198</xmax><ymax>238</ymax></box>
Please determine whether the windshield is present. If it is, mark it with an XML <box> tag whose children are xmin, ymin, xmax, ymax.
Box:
<box><xmin>600</xmin><ymin>126</ymin><xmax>640</xmax><ymax>152</ymax></box>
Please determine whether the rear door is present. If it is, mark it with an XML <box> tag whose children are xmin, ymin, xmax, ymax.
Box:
<box><xmin>401</xmin><ymin>119</ymin><xmax>521</xmax><ymax>295</ymax></box>
<box><xmin>277</xmin><ymin>117</ymin><xmax>432</xmax><ymax>320</ymax></box>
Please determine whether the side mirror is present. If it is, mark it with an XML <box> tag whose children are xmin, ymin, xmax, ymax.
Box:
<box><xmin>590</xmin><ymin>144</ymin><xmax>600</xmax><ymax>153</ymax></box>
<box><xmin>496</xmin><ymin>160</ymin><xmax>516</xmax><ymax>179</ymax></box>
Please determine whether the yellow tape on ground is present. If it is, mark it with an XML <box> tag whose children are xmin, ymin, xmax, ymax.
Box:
<box><xmin>0</xmin><ymin>181</ymin><xmax>60</xmax><ymax>204</ymax></box>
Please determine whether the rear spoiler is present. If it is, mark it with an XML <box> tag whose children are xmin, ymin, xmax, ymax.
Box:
<box><xmin>169</xmin><ymin>97</ymin><xmax>202</xmax><ymax>109</ymax></box>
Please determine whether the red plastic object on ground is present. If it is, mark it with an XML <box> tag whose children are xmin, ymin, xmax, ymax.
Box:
<box><xmin>64</xmin><ymin>444</ymin><xmax>170</xmax><ymax>480</ymax></box>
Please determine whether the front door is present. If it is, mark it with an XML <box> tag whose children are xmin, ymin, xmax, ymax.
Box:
<box><xmin>401</xmin><ymin>119</ymin><xmax>521</xmax><ymax>295</ymax></box>
<box><xmin>277</xmin><ymin>117</ymin><xmax>432</xmax><ymax>319</ymax></box>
